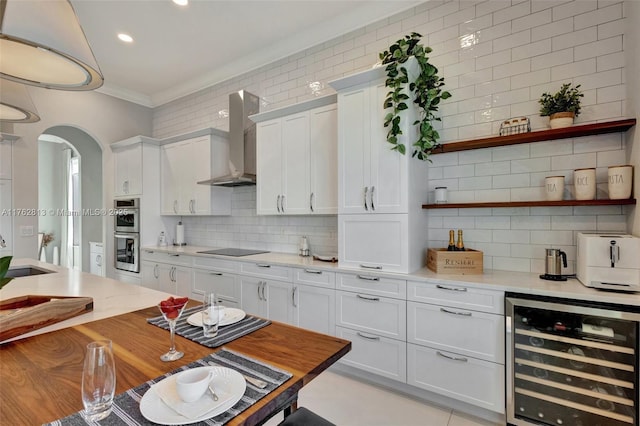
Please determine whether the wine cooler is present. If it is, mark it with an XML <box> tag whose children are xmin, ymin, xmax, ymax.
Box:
<box><xmin>506</xmin><ymin>293</ymin><xmax>639</xmax><ymax>426</ymax></box>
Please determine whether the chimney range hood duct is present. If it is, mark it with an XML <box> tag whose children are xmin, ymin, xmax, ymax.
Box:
<box><xmin>198</xmin><ymin>90</ymin><xmax>260</xmax><ymax>187</ymax></box>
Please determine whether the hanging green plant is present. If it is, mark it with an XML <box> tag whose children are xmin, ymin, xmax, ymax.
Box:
<box><xmin>0</xmin><ymin>256</ymin><xmax>13</xmax><ymax>290</ymax></box>
<box><xmin>379</xmin><ymin>32</ymin><xmax>451</xmax><ymax>161</ymax></box>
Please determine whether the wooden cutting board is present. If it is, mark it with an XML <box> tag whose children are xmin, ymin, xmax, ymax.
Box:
<box><xmin>0</xmin><ymin>295</ymin><xmax>93</xmax><ymax>341</ymax></box>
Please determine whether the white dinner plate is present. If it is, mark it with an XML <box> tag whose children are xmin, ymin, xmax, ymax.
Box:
<box><xmin>187</xmin><ymin>307</ymin><xmax>246</xmax><ymax>328</ymax></box>
<box><xmin>140</xmin><ymin>366</ymin><xmax>246</xmax><ymax>425</ymax></box>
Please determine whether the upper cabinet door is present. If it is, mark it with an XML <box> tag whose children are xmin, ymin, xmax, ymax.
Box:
<box><xmin>160</xmin><ymin>141</ymin><xmax>187</xmax><ymax>215</ymax></box>
<box><xmin>281</xmin><ymin>112</ymin><xmax>310</xmax><ymax>215</ymax></box>
<box><xmin>114</xmin><ymin>143</ymin><xmax>142</xmax><ymax>196</ymax></box>
<box><xmin>369</xmin><ymin>81</ymin><xmax>408</xmax><ymax>214</ymax></box>
<box><xmin>0</xmin><ymin>142</ymin><xmax>12</xmax><ymax>180</ymax></box>
<box><xmin>256</xmin><ymin>120</ymin><xmax>284</xmax><ymax>215</ymax></box>
<box><xmin>309</xmin><ymin>104</ymin><xmax>338</xmax><ymax>214</ymax></box>
<box><xmin>338</xmin><ymin>86</ymin><xmax>370</xmax><ymax>214</ymax></box>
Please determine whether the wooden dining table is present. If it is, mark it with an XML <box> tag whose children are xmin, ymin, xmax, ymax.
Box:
<box><xmin>0</xmin><ymin>304</ymin><xmax>351</xmax><ymax>425</ymax></box>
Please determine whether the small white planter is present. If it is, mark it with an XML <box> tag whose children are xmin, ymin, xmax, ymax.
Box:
<box><xmin>549</xmin><ymin>112</ymin><xmax>575</xmax><ymax>129</ymax></box>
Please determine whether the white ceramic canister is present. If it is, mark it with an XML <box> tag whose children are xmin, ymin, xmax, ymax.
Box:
<box><xmin>545</xmin><ymin>176</ymin><xmax>565</xmax><ymax>201</ymax></box>
<box><xmin>573</xmin><ymin>168</ymin><xmax>596</xmax><ymax>200</ymax></box>
<box><xmin>434</xmin><ymin>186</ymin><xmax>448</xmax><ymax>204</ymax></box>
<box><xmin>608</xmin><ymin>165</ymin><xmax>633</xmax><ymax>199</ymax></box>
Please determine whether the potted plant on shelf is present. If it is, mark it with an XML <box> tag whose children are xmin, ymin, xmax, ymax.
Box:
<box><xmin>379</xmin><ymin>32</ymin><xmax>451</xmax><ymax>161</ymax></box>
<box><xmin>539</xmin><ymin>83</ymin><xmax>583</xmax><ymax>129</ymax></box>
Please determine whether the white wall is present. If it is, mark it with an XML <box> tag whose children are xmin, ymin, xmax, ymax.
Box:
<box><xmin>153</xmin><ymin>0</ymin><xmax>636</xmax><ymax>273</ymax></box>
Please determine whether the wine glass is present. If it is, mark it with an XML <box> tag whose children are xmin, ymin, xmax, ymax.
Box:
<box><xmin>157</xmin><ymin>298</ymin><xmax>188</xmax><ymax>362</ymax></box>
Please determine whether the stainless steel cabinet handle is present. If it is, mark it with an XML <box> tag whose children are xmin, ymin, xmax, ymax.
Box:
<box><xmin>363</xmin><ymin>187</ymin><xmax>369</xmax><ymax>211</ymax></box>
<box><xmin>292</xmin><ymin>286</ymin><xmax>297</xmax><ymax>307</ymax></box>
<box><xmin>257</xmin><ymin>264</ymin><xmax>271</xmax><ymax>268</ymax></box>
<box><xmin>281</xmin><ymin>194</ymin><xmax>285</xmax><ymax>213</ymax></box>
<box><xmin>96</xmin><ymin>254</ymin><xmax>102</xmax><ymax>267</ymax></box>
<box><xmin>257</xmin><ymin>281</ymin><xmax>262</xmax><ymax>301</ymax></box>
<box><xmin>357</xmin><ymin>275</ymin><xmax>380</xmax><ymax>281</ymax></box>
<box><xmin>189</xmin><ymin>199</ymin><xmax>194</xmax><ymax>213</ymax></box>
<box><xmin>304</xmin><ymin>269</ymin><xmax>322</xmax><ymax>274</ymax></box>
<box><xmin>440</xmin><ymin>307</ymin><xmax>472</xmax><ymax>317</ymax></box>
<box><xmin>173</xmin><ymin>200</ymin><xmax>178</xmax><ymax>214</ymax></box>
<box><xmin>153</xmin><ymin>264</ymin><xmax>159</xmax><ymax>279</ymax></box>
<box><xmin>261</xmin><ymin>282</ymin><xmax>267</xmax><ymax>301</ymax></box>
<box><xmin>359</xmin><ymin>264</ymin><xmax>382</xmax><ymax>270</ymax></box>
<box><xmin>436</xmin><ymin>284</ymin><xmax>468</xmax><ymax>292</ymax></box>
<box><xmin>209</xmin><ymin>272</ymin><xmax>223</xmax><ymax>276</ymax></box>
<box><xmin>356</xmin><ymin>294</ymin><xmax>380</xmax><ymax>301</ymax></box>
<box><xmin>356</xmin><ymin>332</ymin><xmax>380</xmax><ymax>341</ymax></box>
<box><xmin>310</xmin><ymin>192</ymin><xmax>314</xmax><ymax>212</ymax></box>
<box><xmin>170</xmin><ymin>266</ymin><xmax>176</xmax><ymax>282</ymax></box>
<box><xmin>170</xmin><ymin>254</ymin><xmax>180</xmax><ymax>257</ymax></box>
<box><xmin>277</xmin><ymin>195</ymin><xmax>281</xmax><ymax>213</ymax></box>
<box><xmin>436</xmin><ymin>351</ymin><xmax>468</xmax><ymax>362</ymax></box>
<box><xmin>370</xmin><ymin>186</ymin><xmax>375</xmax><ymax>211</ymax></box>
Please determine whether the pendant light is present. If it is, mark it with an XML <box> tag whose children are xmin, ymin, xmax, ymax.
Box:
<box><xmin>0</xmin><ymin>79</ymin><xmax>39</xmax><ymax>122</ymax></box>
<box><xmin>0</xmin><ymin>0</ymin><xmax>103</xmax><ymax>91</ymax></box>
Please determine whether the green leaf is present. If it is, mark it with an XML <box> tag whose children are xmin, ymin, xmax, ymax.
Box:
<box><xmin>397</xmin><ymin>103</ymin><xmax>408</xmax><ymax>111</ymax></box>
<box><xmin>397</xmin><ymin>144</ymin><xmax>406</xmax><ymax>155</ymax></box>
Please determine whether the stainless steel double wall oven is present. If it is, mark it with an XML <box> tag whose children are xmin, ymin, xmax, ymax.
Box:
<box><xmin>114</xmin><ymin>198</ymin><xmax>139</xmax><ymax>273</ymax></box>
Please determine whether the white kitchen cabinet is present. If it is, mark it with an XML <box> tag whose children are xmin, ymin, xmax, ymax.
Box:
<box><xmin>408</xmin><ymin>280</ymin><xmax>504</xmax><ymax>315</ymax></box>
<box><xmin>192</xmin><ymin>268</ymin><xmax>240</xmax><ymax>308</ymax></box>
<box><xmin>292</xmin><ymin>283</ymin><xmax>335</xmax><ymax>335</ymax></box>
<box><xmin>329</xmin><ymin>58</ymin><xmax>429</xmax><ymax>274</ymax></box>
<box><xmin>338</xmin><ymin>213</ymin><xmax>409</xmax><ymax>273</ymax></box>
<box><xmin>336</xmin><ymin>290</ymin><xmax>406</xmax><ymax>340</ymax></box>
<box><xmin>113</xmin><ymin>143</ymin><xmax>142</xmax><ymax>196</ymax></box>
<box><xmin>407</xmin><ymin>343</ymin><xmax>505</xmax><ymax>413</ymax></box>
<box><xmin>141</xmin><ymin>250</ymin><xmax>192</xmax><ymax>297</ymax></box>
<box><xmin>158</xmin><ymin>263</ymin><xmax>191</xmax><ymax>297</ymax></box>
<box><xmin>141</xmin><ymin>260</ymin><xmax>160</xmax><ymax>290</ymax></box>
<box><xmin>407</xmin><ymin>301</ymin><xmax>504</xmax><ymax>364</ymax></box>
<box><xmin>239</xmin><ymin>275</ymin><xmax>293</xmax><ymax>324</ymax></box>
<box><xmin>254</xmin><ymin>98</ymin><xmax>337</xmax><ymax>215</ymax></box>
<box><xmin>336</xmin><ymin>326</ymin><xmax>407</xmax><ymax>382</ymax></box>
<box><xmin>160</xmin><ymin>131</ymin><xmax>231</xmax><ymax>216</ymax></box>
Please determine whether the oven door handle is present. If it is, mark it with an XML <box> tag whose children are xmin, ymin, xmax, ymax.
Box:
<box><xmin>114</xmin><ymin>233</ymin><xmax>138</xmax><ymax>239</ymax></box>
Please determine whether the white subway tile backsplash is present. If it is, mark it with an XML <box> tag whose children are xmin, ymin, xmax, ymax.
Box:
<box><xmin>512</xmin><ymin>39</ymin><xmax>552</xmax><ymax>61</ymax></box>
<box><xmin>459</xmin><ymin>149</ymin><xmax>492</xmax><ymax>164</ymax></box>
<box><xmin>493</xmin><ymin>30</ymin><xmax>531</xmax><ymax>53</ymax></box>
<box><xmin>552</xmin><ymin>0</ymin><xmax>597</xmax><ymax>21</ymax></box>
<box><xmin>551</xmin><ymin>58</ymin><xmax>597</xmax><ymax>80</ymax></box>
<box><xmin>531</xmin><ymin>230</ymin><xmax>574</xmax><ymax>245</ymax></box>
<box><xmin>596</xmin><ymin>149</ymin><xmax>626</xmax><ymax>167</ymax></box>
<box><xmin>494</xmin><ymin>59</ymin><xmax>531</xmax><ymax>79</ymax></box>
<box><xmin>530</xmin><ymin>139</ymin><xmax>574</xmax><ymax>157</ymax></box>
<box><xmin>531</xmin><ymin>48</ymin><xmax>574</xmax><ymax>70</ymax></box>
<box><xmin>493</xmin><ymin>1</ymin><xmax>531</xmax><ymax>24</ymax></box>
<box><xmin>492</xmin><ymin>144</ymin><xmax>530</xmax><ymax>161</ymax></box>
<box><xmin>493</xmin><ymin>173</ymin><xmax>531</xmax><ymax>188</ymax></box>
<box><xmin>460</xmin><ymin>176</ymin><xmax>493</xmax><ymax>190</ymax></box>
<box><xmin>551</xmin><ymin>215</ymin><xmax>597</xmax><ymax>230</ymax></box>
<box><xmin>531</xmin><ymin>18</ymin><xmax>574</xmax><ymax>42</ymax></box>
<box><xmin>573</xmin><ymin>133</ymin><xmax>622</xmax><ymax>153</ymax></box>
<box><xmin>476</xmin><ymin>215</ymin><xmax>511</xmax><ymax>229</ymax></box>
<box><xmin>476</xmin><ymin>160</ymin><xmax>511</xmax><ymax>176</ymax></box>
<box><xmin>574</xmin><ymin>3</ymin><xmax>623</xmax><ymax>30</ymax></box>
<box><xmin>474</xmin><ymin>188</ymin><xmax>511</xmax><ymax>201</ymax></box>
<box><xmin>444</xmin><ymin>164</ymin><xmax>476</xmax><ymax>179</ymax></box>
<box><xmin>511</xmin><ymin>69</ymin><xmax>550</xmax><ymax>89</ymax></box>
<box><xmin>574</xmin><ymin>36</ymin><xmax>622</xmax><ymax>61</ymax></box>
<box><xmin>511</xmin><ymin>157</ymin><xmax>551</xmax><ymax>173</ymax></box>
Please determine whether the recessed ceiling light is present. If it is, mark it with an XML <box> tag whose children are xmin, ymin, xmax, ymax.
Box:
<box><xmin>118</xmin><ymin>33</ymin><xmax>133</xmax><ymax>43</ymax></box>
<box><xmin>173</xmin><ymin>0</ymin><xmax>188</xmax><ymax>6</ymax></box>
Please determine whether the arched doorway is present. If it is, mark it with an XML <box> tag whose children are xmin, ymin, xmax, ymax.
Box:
<box><xmin>38</xmin><ymin>126</ymin><xmax>103</xmax><ymax>273</ymax></box>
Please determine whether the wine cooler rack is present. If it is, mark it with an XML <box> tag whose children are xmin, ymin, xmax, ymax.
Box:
<box><xmin>506</xmin><ymin>294</ymin><xmax>640</xmax><ymax>426</ymax></box>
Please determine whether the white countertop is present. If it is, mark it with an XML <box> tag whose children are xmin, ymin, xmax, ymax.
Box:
<box><xmin>1</xmin><ymin>259</ymin><xmax>173</xmax><ymax>343</ymax></box>
<box><xmin>143</xmin><ymin>245</ymin><xmax>640</xmax><ymax>307</ymax></box>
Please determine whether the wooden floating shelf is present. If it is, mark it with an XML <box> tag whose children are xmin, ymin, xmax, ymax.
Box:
<box><xmin>422</xmin><ymin>199</ymin><xmax>637</xmax><ymax>209</ymax></box>
<box><xmin>433</xmin><ymin>118</ymin><xmax>636</xmax><ymax>154</ymax></box>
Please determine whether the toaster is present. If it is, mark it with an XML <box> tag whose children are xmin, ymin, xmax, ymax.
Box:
<box><xmin>577</xmin><ymin>232</ymin><xmax>640</xmax><ymax>292</ymax></box>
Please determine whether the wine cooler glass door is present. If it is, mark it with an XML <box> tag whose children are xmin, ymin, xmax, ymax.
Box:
<box><xmin>506</xmin><ymin>295</ymin><xmax>639</xmax><ymax>426</ymax></box>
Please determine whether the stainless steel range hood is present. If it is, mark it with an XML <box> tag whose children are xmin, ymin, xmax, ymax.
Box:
<box><xmin>198</xmin><ymin>90</ymin><xmax>260</xmax><ymax>187</ymax></box>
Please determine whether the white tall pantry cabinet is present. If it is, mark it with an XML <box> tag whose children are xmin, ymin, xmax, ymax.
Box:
<box><xmin>329</xmin><ymin>58</ymin><xmax>429</xmax><ymax>273</ymax></box>
<box><xmin>0</xmin><ymin>135</ymin><xmax>16</xmax><ymax>257</ymax></box>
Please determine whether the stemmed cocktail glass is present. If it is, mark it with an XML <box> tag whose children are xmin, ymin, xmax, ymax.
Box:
<box><xmin>157</xmin><ymin>297</ymin><xmax>188</xmax><ymax>362</ymax></box>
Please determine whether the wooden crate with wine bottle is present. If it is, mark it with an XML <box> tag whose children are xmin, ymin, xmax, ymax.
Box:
<box><xmin>426</xmin><ymin>229</ymin><xmax>483</xmax><ymax>274</ymax></box>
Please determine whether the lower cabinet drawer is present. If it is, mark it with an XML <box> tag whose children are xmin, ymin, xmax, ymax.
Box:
<box><xmin>336</xmin><ymin>291</ymin><xmax>406</xmax><ymax>340</ymax></box>
<box><xmin>407</xmin><ymin>343</ymin><xmax>505</xmax><ymax>413</ymax></box>
<box><xmin>407</xmin><ymin>301</ymin><xmax>505</xmax><ymax>364</ymax></box>
<box><xmin>192</xmin><ymin>268</ymin><xmax>240</xmax><ymax>303</ymax></box>
<box><xmin>336</xmin><ymin>326</ymin><xmax>406</xmax><ymax>382</ymax></box>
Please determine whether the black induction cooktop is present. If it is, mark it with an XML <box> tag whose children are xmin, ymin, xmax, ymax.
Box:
<box><xmin>197</xmin><ymin>248</ymin><xmax>269</xmax><ymax>257</ymax></box>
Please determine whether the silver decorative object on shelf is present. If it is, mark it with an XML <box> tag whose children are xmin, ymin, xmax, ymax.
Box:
<box><xmin>499</xmin><ymin>116</ymin><xmax>531</xmax><ymax>136</ymax></box>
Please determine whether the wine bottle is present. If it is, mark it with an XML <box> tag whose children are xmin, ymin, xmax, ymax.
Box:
<box><xmin>456</xmin><ymin>229</ymin><xmax>465</xmax><ymax>251</ymax></box>
<box><xmin>447</xmin><ymin>230</ymin><xmax>455</xmax><ymax>251</ymax></box>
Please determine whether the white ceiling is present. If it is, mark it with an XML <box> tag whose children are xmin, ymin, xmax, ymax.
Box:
<box><xmin>70</xmin><ymin>0</ymin><xmax>420</xmax><ymax>108</ymax></box>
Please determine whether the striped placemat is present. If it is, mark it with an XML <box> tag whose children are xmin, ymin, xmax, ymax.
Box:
<box><xmin>147</xmin><ymin>306</ymin><xmax>270</xmax><ymax>348</ymax></box>
<box><xmin>44</xmin><ymin>348</ymin><xmax>293</xmax><ymax>426</ymax></box>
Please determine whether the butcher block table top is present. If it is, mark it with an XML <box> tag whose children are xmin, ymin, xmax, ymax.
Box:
<box><xmin>0</xmin><ymin>305</ymin><xmax>351</xmax><ymax>425</ymax></box>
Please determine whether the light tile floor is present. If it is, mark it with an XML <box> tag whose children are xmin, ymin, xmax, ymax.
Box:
<box><xmin>264</xmin><ymin>370</ymin><xmax>503</xmax><ymax>426</ymax></box>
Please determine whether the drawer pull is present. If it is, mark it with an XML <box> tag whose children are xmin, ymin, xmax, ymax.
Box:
<box><xmin>145</xmin><ymin>250</ymin><xmax>154</xmax><ymax>254</ymax></box>
<box><xmin>360</xmin><ymin>264</ymin><xmax>382</xmax><ymax>270</ymax></box>
<box><xmin>357</xmin><ymin>275</ymin><xmax>380</xmax><ymax>281</ymax></box>
<box><xmin>440</xmin><ymin>307</ymin><xmax>472</xmax><ymax>317</ymax></box>
<box><xmin>356</xmin><ymin>294</ymin><xmax>380</xmax><ymax>302</ymax></box>
<box><xmin>209</xmin><ymin>272</ymin><xmax>223</xmax><ymax>276</ymax></box>
<box><xmin>436</xmin><ymin>351</ymin><xmax>468</xmax><ymax>362</ymax></box>
<box><xmin>436</xmin><ymin>284</ymin><xmax>468</xmax><ymax>292</ymax></box>
<box><xmin>170</xmin><ymin>254</ymin><xmax>180</xmax><ymax>257</ymax></box>
<box><xmin>356</xmin><ymin>332</ymin><xmax>380</xmax><ymax>341</ymax></box>
<box><xmin>304</xmin><ymin>269</ymin><xmax>322</xmax><ymax>275</ymax></box>
<box><xmin>257</xmin><ymin>264</ymin><xmax>271</xmax><ymax>268</ymax></box>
